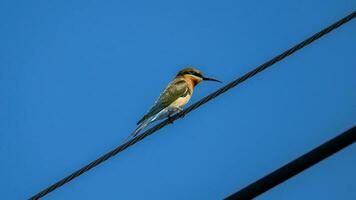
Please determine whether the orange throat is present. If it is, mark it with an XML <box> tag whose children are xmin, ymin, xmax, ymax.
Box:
<box><xmin>183</xmin><ymin>75</ymin><xmax>201</xmax><ymax>88</ymax></box>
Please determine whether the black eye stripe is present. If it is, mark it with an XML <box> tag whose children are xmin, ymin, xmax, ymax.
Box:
<box><xmin>196</xmin><ymin>72</ymin><xmax>202</xmax><ymax>77</ymax></box>
<box><xmin>187</xmin><ymin>71</ymin><xmax>201</xmax><ymax>77</ymax></box>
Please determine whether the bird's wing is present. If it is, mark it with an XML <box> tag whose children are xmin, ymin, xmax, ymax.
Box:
<box><xmin>137</xmin><ymin>79</ymin><xmax>189</xmax><ymax>125</ymax></box>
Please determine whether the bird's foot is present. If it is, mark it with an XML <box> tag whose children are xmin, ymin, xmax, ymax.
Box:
<box><xmin>167</xmin><ymin>115</ymin><xmax>174</xmax><ymax>124</ymax></box>
<box><xmin>176</xmin><ymin>107</ymin><xmax>185</xmax><ymax>118</ymax></box>
<box><xmin>178</xmin><ymin>111</ymin><xmax>185</xmax><ymax>118</ymax></box>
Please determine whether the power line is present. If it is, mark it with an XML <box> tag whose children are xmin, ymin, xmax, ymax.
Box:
<box><xmin>29</xmin><ymin>11</ymin><xmax>356</xmax><ymax>199</ymax></box>
<box><xmin>225</xmin><ymin>126</ymin><xmax>356</xmax><ymax>200</ymax></box>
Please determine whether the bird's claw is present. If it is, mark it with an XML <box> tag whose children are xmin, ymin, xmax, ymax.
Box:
<box><xmin>179</xmin><ymin>112</ymin><xmax>185</xmax><ymax>118</ymax></box>
<box><xmin>168</xmin><ymin>116</ymin><xmax>174</xmax><ymax>124</ymax></box>
<box><xmin>176</xmin><ymin>107</ymin><xmax>185</xmax><ymax>118</ymax></box>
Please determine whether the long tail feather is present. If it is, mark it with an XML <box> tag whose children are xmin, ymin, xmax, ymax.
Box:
<box><xmin>128</xmin><ymin>117</ymin><xmax>153</xmax><ymax>140</ymax></box>
<box><xmin>128</xmin><ymin>109</ymin><xmax>167</xmax><ymax>140</ymax></box>
<box><xmin>132</xmin><ymin>122</ymin><xmax>148</xmax><ymax>137</ymax></box>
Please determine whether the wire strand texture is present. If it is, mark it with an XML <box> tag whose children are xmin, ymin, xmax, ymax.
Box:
<box><xmin>225</xmin><ymin>126</ymin><xmax>356</xmax><ymax>199</ymax></box>
<box><xmin>29</xmin><ymin>11</ymin><xmax>356</xmax><ymax>200</ymax></box>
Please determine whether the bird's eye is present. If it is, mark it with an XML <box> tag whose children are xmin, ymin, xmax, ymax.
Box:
<box><xmin>187</xmin><ymin>71</ymin><xmax>194</xmax><ymax>75</ymax></box>
<box><xmin>193</xmin><ymin>72</ymin><xmax>201</xmax><ymax>77</ymax></box>
<box><xmin>185</xmin><ymin>71</ymin><xmax>202</xmax><ymax>78</ymax></box>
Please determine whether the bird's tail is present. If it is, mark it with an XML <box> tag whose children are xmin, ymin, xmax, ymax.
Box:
<box><xmin>127</xmin><ymin>118</ymin><xmax>152</xmax><ymax>140</ymax></box>
<box><xmin>127</xmin><ymin>111</ymin><xmax>164</xmax><ymax>140</ymax></box>
<box><xmin>132</xmin><ymin>122</ymin><xmax>147</xmax><ymax>136</ymax></box>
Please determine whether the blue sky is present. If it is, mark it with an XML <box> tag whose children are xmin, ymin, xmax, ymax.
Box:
<box><xmin>0</xmin><ymin>0</ymin><xmax>355</xmax><ymax>199</ymax></box>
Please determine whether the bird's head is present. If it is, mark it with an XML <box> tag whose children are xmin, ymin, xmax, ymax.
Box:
<box><xmin>176</xmin><ymin>67</ymin><xmax>221</xmax><ymax>85</ymax></box>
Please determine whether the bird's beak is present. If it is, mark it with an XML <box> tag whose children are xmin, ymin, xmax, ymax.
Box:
<box><xmin>202</xmin><ymin>76</ymin><xmax>222</xmax><ymax>83</ymax></box>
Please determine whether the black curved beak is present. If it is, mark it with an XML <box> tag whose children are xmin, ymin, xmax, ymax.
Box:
<box><xmin>202</xmin><ymin>76</ymin><xmax>222</xmax><ymax>83</ymax></box>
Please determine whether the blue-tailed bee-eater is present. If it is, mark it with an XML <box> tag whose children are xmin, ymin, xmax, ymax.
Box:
<box><xmin>131</xmin><ymin>67</ymin><xmax>221</xmax><ymax>137</ymax></box>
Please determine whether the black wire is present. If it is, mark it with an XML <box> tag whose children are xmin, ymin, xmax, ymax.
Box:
<box><xmin>29</xmin><ymin>11</ymin><xmax>356</xmax><ymax>200</ymax></box>
<box><xmin>225</xmin><ymin>126</ymin><xmax>356</xmax><ymax>200</ymax></box>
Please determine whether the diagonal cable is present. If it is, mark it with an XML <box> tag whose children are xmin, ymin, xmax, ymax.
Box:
<box><xmin>225</xmin><ymin>126</ymin><xmax>356</xmax><ymax>200</ymax></box>
<box><xmin>29</xmin><ymin>11</ymin><xmax>356</xmax><ymax>200</ymax></box>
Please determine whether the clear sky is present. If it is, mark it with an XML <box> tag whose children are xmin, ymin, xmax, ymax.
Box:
<box><xmin>0</xmin><ymin>0</ymin><xmax>355</xmax><ymax>199</ymax></box>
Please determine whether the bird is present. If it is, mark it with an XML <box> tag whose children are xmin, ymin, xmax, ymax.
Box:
<box><xmin>131</xmin><ymin>67</ymin><xmax>221</xmax><ymax>137</ymax></box>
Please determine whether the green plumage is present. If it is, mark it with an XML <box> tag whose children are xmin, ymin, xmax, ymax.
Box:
<box><xmin>137</xmin><ymin>79</ymin><xmax>189</xmax><ymax>125</ymax></box>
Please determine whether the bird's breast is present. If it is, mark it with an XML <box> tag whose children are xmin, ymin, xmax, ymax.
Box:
<box><xmin>170</xmin><ymin>93</ymin><xmax>192</xmax><ymax>108</ymax></box>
